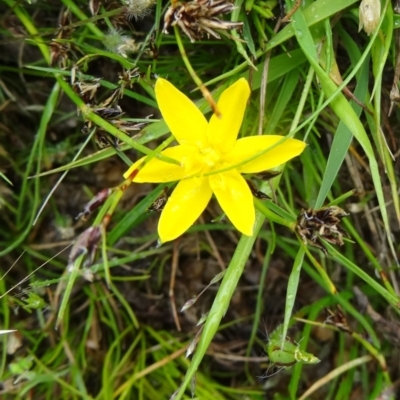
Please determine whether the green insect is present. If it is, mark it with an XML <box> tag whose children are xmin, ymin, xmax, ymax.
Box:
<box><xmin>266</xmin><ymin>325</ymin><xmax>320</xmax><ymax>368</ymax></box>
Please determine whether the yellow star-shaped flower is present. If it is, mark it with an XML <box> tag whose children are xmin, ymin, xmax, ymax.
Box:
<box><xmin>124</xmin><ymin>78</ymin><xmax>306</xmax><ymax>243</ymax></box>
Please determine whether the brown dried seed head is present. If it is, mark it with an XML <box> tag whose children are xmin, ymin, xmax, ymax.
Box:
<box><xmin>163</xmin><ymin>0</ymin><xmax>243</xmax><ymax>42</ymax></box>
<box><xmin>69</xmin><ymin>225</ymin><xmax>102</xmax><ymax>266</ymax></box>
<box><xmin>89</xmin><ymin>0</ymin><xmax>101</xmax><ymax>16</ymax></box>
<box><xmin>76</xmin><ymin>188</ymin><xmax>113</xmax><ymax>220</ymax></box>
<box><xmin>122</xmin><ymin>0</ymin><xmax>157</xmax><ymax>20</ymax></box>
<box><xmin>296</xmin><ymin>206</ymin><xmax>349</xmax><ymax>252</ymax></box>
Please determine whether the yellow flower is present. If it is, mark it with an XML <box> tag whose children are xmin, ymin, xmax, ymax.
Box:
<box><xmin>124</xmin><ymin>78</ymin><xmax>306</xmax><ymax>243</ymax></box>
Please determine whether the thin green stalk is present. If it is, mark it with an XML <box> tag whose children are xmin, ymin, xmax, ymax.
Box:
<box><xmin>173</xmin><ymin>25</ymin><xmax>220</xmax><ymax>116</ymax></box>
<box><xmin>61</xmin><ymin>0</ymin><xmax>104</xmax><ymax>37</ymax></box>
<box><xmin>281</xmin><ymin>247</ymin><xmax>305</xmax><ymax>349</ymax></box>
<box><xmin>254</xmin><ymin>199</ymin><xmax>293</xmax><ymax>227</ymax></box>
<box><xmin>56</xmin><ymin>256</ymin><xmax>84</xmax><ymax>328</ymax></box>
<box><xmin>245</xmin><ymin>234</ymin><xmax>273</xmax><ymax>380</ymax></box>
<box><xmin>4</xmin><ymin>0</ymin><xmax>50</xmax><ymax>63</ymax></box>
<box><xmin>275</xmin><ymin>46</ymin><xmax>313</xmax><ymax>345</ymax></box>
<box><xmin>232</xmin><ymin>0</ymin><xmax>258</xmax><ymax>69</ymax></box>
<box><xmin>33</xmin><ymin>127</ymin><xmax>96</xmax><ymax>226</ymax></box>
<box><xmin>173</xmin><ymin>209</ymin><xmax>266</xmax><ymax>399</ymax></box>
<box><xmin>0</xmin><ymin>279</ymin><xmax>11</xmax><ymax>379</ymax></box>
<box><xmin>325</xmin><ymin>242</ymin><xmax>399</xmax><ymax>307</ymax></box>
<box><xmin>342</xmin><ymin>219</ymin><xmax>397</xmax><ymax>296</ymax></box>
<box><xmin>203</xmin><ymin>0</ymin><xmax>360</xmax><ymax>87</ymax></box>
<box><xmin>55</xmin><ymin>75</ymin><xmax>179</xmax><ymax>165</ymax></box>
<box><xmin>0</xmin><ymin>83</ymin><xmax>60</xmax><ymax>256</ymax></box>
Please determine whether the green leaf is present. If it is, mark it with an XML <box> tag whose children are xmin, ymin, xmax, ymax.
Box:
<box><xmin>280</xmin><ymin>247</ymin><xmax>305</xmax><ymax>348</ymax></box>
<box><xmin>315</xmin><ymin>55</ymin><xmax>370</xmax><ymax>208</ymax></box>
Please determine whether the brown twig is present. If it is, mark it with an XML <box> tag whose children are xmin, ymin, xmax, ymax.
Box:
<box><xmin>281</xmin><ymin>0</ymin><xmax>302</xmax><ymax>23</ymax></box>
<box><xmin>199</xmin><ymin>215</ymin><xmax>226</xmax><ymax>270</ymax></box>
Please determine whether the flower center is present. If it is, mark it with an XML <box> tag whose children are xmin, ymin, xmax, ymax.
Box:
<box><xmin>200</xmin><ymin>146</ymin><xmax>221</xmax><ymax>169</ymax></box>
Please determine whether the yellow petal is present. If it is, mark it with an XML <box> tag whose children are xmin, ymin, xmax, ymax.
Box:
<box><xmin>123</xmin><ymin>145</ymin><xmax>203</xmax><ymax>182</ymax></box>
<box><xmin>155</xmin><ymin>78</ymin><xmax>208</xmax><ymax>147</ymax></box>
<box><xmin>225</xmin><ymin>136</ymin><xmax>306</xmax><ymax>173</ymax></box>
<box><xmin>158</xmin><ymin>177</ymin><xmax>212</xmax><ymax>242</ymax></box>
<box><xmin>209</xmin><ymin>170</ymin><xmax>254</xmax><ymax>236</ymax></box>
<box><xmin>207</xmin><ymin>78</ymin><xmax>250</xmax><ymax>153</ymax></box>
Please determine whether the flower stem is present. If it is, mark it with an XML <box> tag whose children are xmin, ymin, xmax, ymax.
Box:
<box><xmin>173</xmin><ymin>25</ymin><xmax>221</xmax><ymax>116</ymax></box>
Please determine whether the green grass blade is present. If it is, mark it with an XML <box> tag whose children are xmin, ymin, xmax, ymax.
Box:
<box><xmin>4</xmin><ymin>0</ymin><xmax>50</xmax><ymax>64</ymax></box>
<box><xmin>280</xmin><ymin>246</ymin><xmax>305</xmax><ymax>349</ymax></box>
<box><xmin>292</xmin><ymin>7</ymin><xmax>398</xmax><ymax>264</ymax></box>
<box><xmin>173</xmin><ymin>211</ymin><xmax>266</xmax><ymax>399</ymax></box>
<box><xmin>369</xmin><ymin>2</ymin><xmax>400</xmax><ymax>224</ymax></box>
<box><xmin>325</xmin><ymin>243</ymin><xmax>399</xmax><ymax>307</ymax></box>
<box><xmin>56</xmin><ymin>257</ymin><xmax>83</xmax><ymax>328</ymax></box>
<box><xmin>0</xmin><ymin>83</ymin><xmax>60</xmax><ymax>256</ymax></box>
<box><xmin>108</xmin><ymin>184</ymin><xmax>170</xmax><ymax>245</ymax></box>
<box><xmin>315</xmin><ymin>57</ymin><xmax>370</xmax><ymax>208</ymax></box>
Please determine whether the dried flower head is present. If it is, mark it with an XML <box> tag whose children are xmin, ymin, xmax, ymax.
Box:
<box><xmin>359</xmin><ymin>0</ymin><xmax>381</xmax><ymax>36</ymax></box>
<box><xmin>103</xmin><ymin>29</ymin><xmax>140</xmax><ymax>58</ymax></box>
<box><xmin>73</xmin><ymin>78</ymin><xmax>101</xmax><ymax>103</ymax></box>
<box><xmin>296</xmin><ymin>206</ymin><xmax>349</xmax><ymax>253</ymax></box>
<box><xmin>49</xmin><ymin>41</ymin><xmax>71</xmax><ymax>68</ymax></box>
<box><xmin>121</xmin><ymin>0</ymin><xmax>157</xmax><ymax>20</ymax></box>
<box><xmin>50</xmin><ymin>10</ymin><xmax>75</xmax><ymax>68</ymax></box>
<box><xmin>76</xmin><ymin>188</ymin><xmax>113</xmax><ymax>220</ymax></box>
<box><xmin>69</xmin><ymin>226</ymin><xmax>102</xmax><ymax>267</ymax></box>
<box><xmin>395</xmin><ymin>0</ymin><xmax>400</xmax><ymax>14</ymax></box>
<box><xmin>326</xmin><ymin>307</ymin><xmax>352</xmax><ymax>334</ymax></box>
<box><xmin>163</xmin><ymin>0</ymin><xmax>243</xmax><ymax>42</ymax></box>
<box><xmin>89</xmin><ymin>0</ymin><xmax>101</xmax><ymax>16</ymax></box>
<box><xmin>75</xmin><ymin>68</ymin><xmax>149</xmax><ymax>149</ymax></box>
